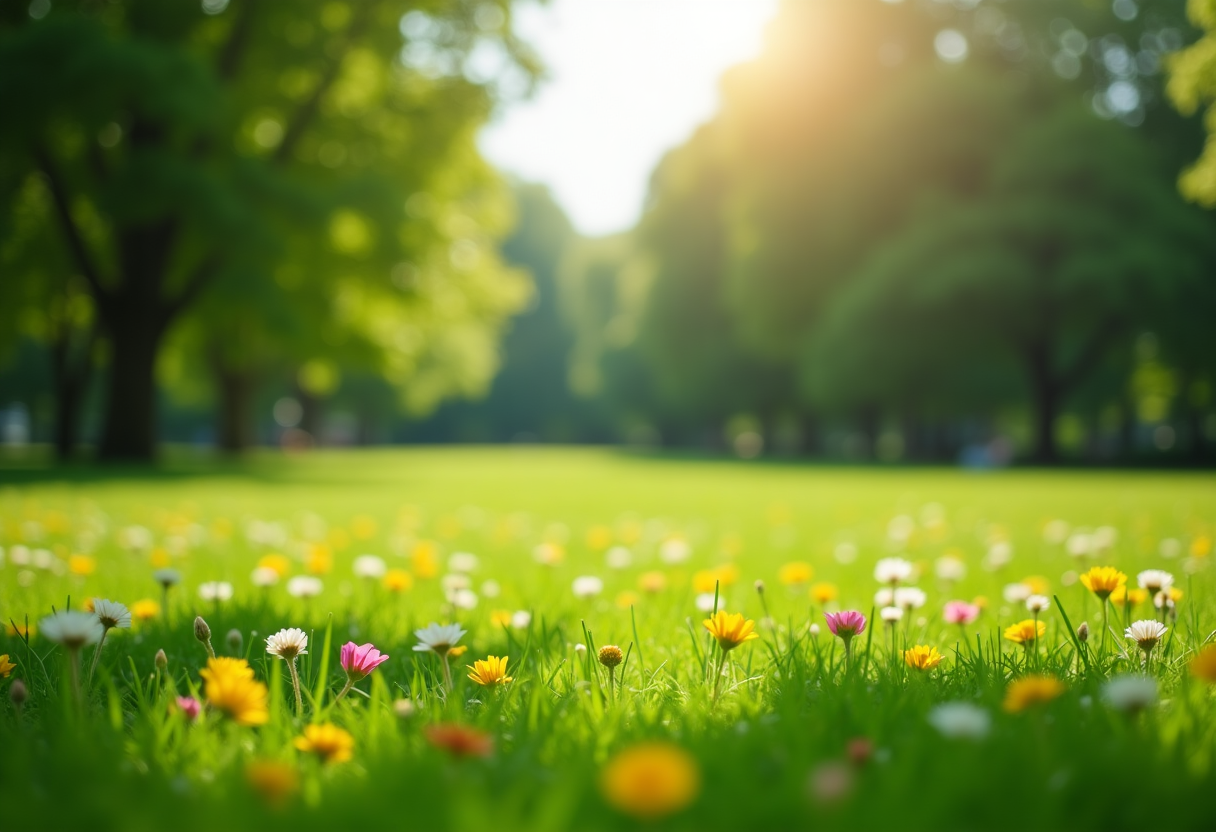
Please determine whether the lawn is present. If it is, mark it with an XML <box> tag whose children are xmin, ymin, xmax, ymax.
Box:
<box><xmin>2</xmin><ymin>447</ymin><xmax>1215</xmax><ymax>831</ymax></box>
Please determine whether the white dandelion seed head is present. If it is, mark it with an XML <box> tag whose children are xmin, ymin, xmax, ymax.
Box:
<box><xmin>510</xmin><ymin>610</ymin><xmax>532</xmax><ymax>629</ymax></box>
<box><xmin>198</xmin><ymin>581</ymin><xmax>234</xmax><ymax>602</ymax></box>
<box><xmin>40</xmin><ymin>610</ymin><xmax>104</xmax><ymax>649</ymax></box>
<box><xmin>441</xmin><ymin>573</ymin><xmax>471</xmax><ymax>593</ymax></box>
<box><xmin>265</xmin><ymin>627</ymin><xmax>308</xmax><ymax>659</ymax></box>
<box><xmin>353</xmin><ymin>554</ymin><xmax>387</xmax><ymax>579</ymax></box>
<box><xmin>1153</xmin><ymin>591</ymin><xmax>1175</xmax><ymax>611</ymax></box>
<box><xmin>874</xmin><ymin>557</ymin><xmax>914</xmax><ymax>584</ymax></box>
<box><xmin>1066</xmin><ymin>533</ymin><xmax>1094</xmax><ymax>558</ymax></box>
<box><xmin>874</xmin><ymin>588</ymin><xmax>895</xmax><ymax>607</ymax></box>
<box><xmin>451</xmin><ymin>588</ymin><xmax>479</xmax><ymax>609</ymax></box>
<box><xmin>986</xmin><ymin>541</ymin><xmax>1013</xmax><ymax>568</ymax></box>
<box><xmin>285</xmin><ymin>576</ymin><xmax>322</xmax><ymax>598</ymax></box>
<box><xmin>480</xmin><ymin>579</ymin><xmax>501</xmax><ymax>598</ymax></box>
<box><xmin>92</xmin><ymin>598</ymin><xmax>131</xmax><ymax>630</ymax></box>
<box><xmin>927</xmin><ymin>702</ymin><xmax>991</xmax><ymax>740</ymax></box>
<box><xmin>1102</xmin><ymin>675</ymin><xmax>1157</xmax><ymax>712</ymax></box>
<box><xmin>809</xmin><ymin>623</ymin><xmax>821</xmax><ymax>636</ymax></box>
<box><xmin>694</xmin><ymin>592</ymin><xmax>717</xmax><ymax>612</ymax></box>
<box><xmin>154</xmin><ymin>568</ymin><xmax>181</xmax><ymax>588</ymax></box>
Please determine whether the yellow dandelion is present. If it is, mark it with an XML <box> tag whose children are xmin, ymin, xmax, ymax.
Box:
<box><xmin>600</xmin><ymin>743</ymin><xmax>700</xmax><ymax>820</ymax></box>
<box><xmin>467</xmin><ymin>655</ymin><xmax>512</xmax><ymax>687</ymax></box>
<box><xmin>585</xmin><ymin>525</ymin><xmax>613</xmax><ymax>550</ymax></box>
<box><xmin>411</xmin><ymin>541</ymin><xmax>440</xmax><ymax>578</ymax></box>
<box><xmin>294</xmin><ymin>723</ymin><xmax>354</xmax><ymax>764</ymax></box>
<box><xmin>1190</xmin><ymin>645</ymin><xmax>1216</xmax><ymax>684</ymax></box>
<box><xmin>810</xmin><ymin>582</ymin><xmax>838</xmax><ymax>604</ymax></box>
<box><xmin>1022</xmin><ymin>575</ymin><xmax>1050</xmax><ymax>594</ymax></box>
<box><xmin>258</xmin><ymin>554</ymin><xmax>292</xmax><ymax>577</ymax></box>
<box><xmin>68</xmin><ymin>555</ymin><xmax>96</xmax><ymax>576</ymax></box>
<box><xmin>200</xmin><ymin>657</ymin><xmax>269</xmax><ymax>726</ymax></box>
<box><xmin>778</xmin><ymin>561</ymin><xmax>814</xmax><ymax>586</ymax></box>
<box><xmin>448</xmin><ymin>645</ymin><xmax>468</xmax><ymax>658</ymax></box>
<box><xmin>305</xmin><ymin>544</ymin><xmax>332</xmax><ymax>576</ymax></box>
<box><xmin>6</xmin><ymin>622</ymin><xmax>34</xmax><ymax>639</ymax></box>
<box><xmin>1191</xmin><ymin>536</ymin><xmax>1211</xmax><ymax>557</ymax></box>
<box><xmin>1110</xmin><ymin>586</ymin><xmax>1148</xmax><ymax>608</ymax></box>
<box><xmin>382</xmin><ymin>569</ymin><xmax>413</xmax><ymax>592</ymax></box>
<box><xmin>1003</xmin><ymin>619</ymin><xmax>1046</xmax><ymax>646</ymax></box>
<box><xmin>903</xmin><ymin>645</ymin><xmax>943</xmax><ymax>671</ymax></box>
<box><xmin>692</xmin><ymin>569</ymin><xmax>719</xmax><ymax>594</ymax></box>
<box><xmin>246</xmin><ymin>760</ymin><xmax>299</xmax><ymax>805</ymax></box>
<box><xmin>149</xmin><ymin>547</ymin><xmax>171</xmax><ymax>568</ymax></box>
<box><xmin>1079</xmin><ymin>566</ymin><xmax>1126</xmax><ymax>600</ymax></box>
<box><xmin>615</xmin><ymin>591</ymin><xmax>640</xmax><ymax>609</ymax></box>
<box><xmin>490</xmin><ymin>609</ymin><xmax>513</xmax><ymax>628</ymax></box>
<box><xmin>0</xmin><ymin>654</ymin><xmax>15</xmax><ymax>678</ymax></box>
<box><xmin>131</xmin><ymin>599</ymin><xmax>161</xmax><ymax>622</ymax></box>
<box><xmin>702</xmin><ymin>611</ymin><xmax>759</xmax><ymax>652</ymax></box>
<box><xmin>327</xmin><ymin>528</ymin><xmax>350</xmax><ymax>550</ymax></box>
<box><xmin>1003</xmin><ymin>675</ymin><xmax>1066</xmax><ymax>713</ymax></box>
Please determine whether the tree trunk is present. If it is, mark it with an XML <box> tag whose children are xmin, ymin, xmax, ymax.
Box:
<box><xmin>53</xmin><ymin>375</ymin><xmax>85</xmax><ymax>461</ymax></box>
<box><xmin>1025</xmin><ymin>345</ymin><xmax>1059</xmax><ymax>465</ymax></box>
<box><xmin>97</xmin><ymin>315</ymin><xmax>164</xmax><ymax>461</ymax></box>
<box><xmin>215</xmin><ymin>366</ymin><xmax>256</xmax><ymax>454</ymax></box>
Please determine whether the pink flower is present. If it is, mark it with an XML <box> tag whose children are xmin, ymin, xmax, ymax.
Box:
<box><xmin>176</xmin><ymin>695</ymin><xmax>201</xmax><ymax>721</ymax></box>
<box><xmin>340</xmin><ymin>642</ymin><xmax>390</xmax><ymax>681</ymax></box>
<box><xmin>943</xmin><ymin>600</ymin><xmax>980</xmax><ymax>625</ymax></box>
<box><xmin>823</xmin><ymin>611</ymin><xmax>867</xmax><ymax>641</ymax></box>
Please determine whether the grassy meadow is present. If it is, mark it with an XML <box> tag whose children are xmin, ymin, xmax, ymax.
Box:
<box><xmin>2</xmin><ymin>447</ymin><xmax>1216</xmax><ymax>831</ymax></box>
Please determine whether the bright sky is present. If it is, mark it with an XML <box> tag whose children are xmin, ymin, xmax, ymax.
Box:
<box><xmin>479</xmin><ymin>0</ymin><xmax>780</xmax><ymax>237</ymax></box>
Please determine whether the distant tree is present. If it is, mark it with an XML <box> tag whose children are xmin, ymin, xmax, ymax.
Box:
<box><xmin>0</xmin><ymin>0</ymin><xmax>538</xmax><ymax>460</ymax></box>
<box><xmin>1168</xmin><ymin>0</ymin><xmax>1216</xmax><ymax>205</ymax></box>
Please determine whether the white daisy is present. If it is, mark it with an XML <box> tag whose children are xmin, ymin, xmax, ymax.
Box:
<box><xmin>874</xmin><ymin>557</ymin><xmax>914</xmax><ymax>585</ymax></box>
<box><xmin>927</xmin><ymin>702</ymin><xmax>991</xmax><ymax>740</ymax></box>
<box><xmin>511</xmin><ymin>610</ymin><xmax>532</xmax><ymax>629</ymax></box>
<box><xmin>447</xmin><ymin>552</ymin><xmax>480</xmax><ymax>573</ymax></box>
<box><xmin>659</xmin><ymin>538</ymin><xmax>691</xmax><ymax>564</ymax></box>
<box><xmin>353</xmin><ymin>555</ymin><xmax>387</xmax><ymax>579</ymax></box>
<box><xmin>286</xmin><ymin>576</ymin><xmax>322</xmax><ymax>598</ymax></box>
<box><xmin>572</xmin><ymin>575</ymin><xmax>604</xmax><ymax>599</ymax></box>
<box><xmin>935</xmin><ymin>556</ymin><xmax>966</xmax><ymax>582</ymax></box>
<box><xmin>40</xmin><ymin>610</ymin><xmax>104</xmax><ymax>649</ymax></box>
<box><xmin>1025</xmin><ymin>594</ymin><xmax>1051</xmax><ymax>614</ymax></box>
<box><xmin>199</xmin><ymin>581</ymin><xmax>234</xmax><ymax>602</ymax></box>
<box><xmin>985</xmin><ymin>541</ymin><xmax>1013</xmax><ymax>569</ymax></box>
<box><xmin>413</xmin><ymin>622</ymin><xmax>467</xmax><ymax>655</ymax></box>
<box><xmin>694</xmin><ymin>592</ymin><xmax>717</xmax><ymax>612</ymax></box>
<box><xmin>894</xmin><ymin>587</ymin><xmax>926</xmax><ymax>610</ymax></box>
<box><xmin>451</xmin><ymin>588</ymin><xmax>478</xmax><ymax>609</ymax></box>
<box><xmin>92</xmin><ymin>598</ymin><xmax>131</xmax><ymax>630</ymax></box>
<box><xmin>874</xmin><ymin>588</ymin><xmax>895</xmax><ymax>607</ymax></box>
<box><xmin>153</xmin><ymin>568</ymin><xmax>181</xmax><ymax>588</ymax></box>
<box><xmin>1002</xmin><ymin>582</ymin><xmax>1031</xmax><ymax>604</ymax></box>
<box><xmin>265</xmin><ymin>627</ymin><xmax>309</xmax><ymax>660</ymax></box>
<box><xmin>480</xmin><ymin>579</ymin><xmax>501</xmax><ymax>598</ymax></box>
<box><xmin>1124</xmin><ymin>619</ymin><xmax>1168</xmax><ymax>654</ymax></box>
<box><xmin>251</xmin><ymin>566</ymin><xmax>280</xmax><ymax>587</ymax></box>
<box><xmin>1101</xmin><ymin>675</ymin><xmax>1157</xmax><ymax>713</ymax></box>
<box><xmin>880</xmin><ymin>605</ymin><xmax>904</xmax><ymax>623</ymax></box>
<box><xmin>1136</xmin><ymin>570</ymin><xmax>1174</xmax><ymax>593</ymax></box>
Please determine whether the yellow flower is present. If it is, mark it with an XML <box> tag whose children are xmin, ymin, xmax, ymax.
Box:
<box><xmin>1079</xmin><ymin>566</ymin><xmax>1126</xmax><ymax>600</ymax></box>
<box><xmin>1003</xmin><ymin>675</ymin><xmax>1066</xmax><ymax>712</ymax></box>
<box><xmin>638</xmin><ymin>571</ymin><xmax>667</xmax><ymax>593</ymax></box>
<box><xmin>1192</xmin><ymin>535</ymin><xmax>1212</xmax><ymax>557</ymax></box>
<box><xmin>702</xmin><ymin>611</ymin><xmax>759</xmax><ymax>652</ymax></box>
<box><xmin>5</xmin><ymin>622</ymin><xmax>34</xmax><ymax>639</ymax></box>
<box><xmin>600</xmin><ymin>743</ymin><xmax>700</xmax><ymax>820</ymax></box>
<box><xmin>382</xmin><ymin>569</ymin><xmax>413</xmax><ymax>592</ymax></box>
<box><xmin>306</xmin><ymin>545</ymin><xmax>332</xmax><ymax>576</ymax></box>
<box><xmin>201</xmin><ymin>657</ymin><xmax>269</xmax><ymax>726</ymax></box>
<box><xmin>1110</xmin><ymin>586</ymin><xmax>1148</xmax><ymax>608</ymax></box>
<box><xmin>68</xmin><ymin>555</ymin><xmax>96</xmax><ymax>576</ymax></box>
<box><xmin>778</xmin><ymin>561</ymin><xmax>814</xmax><ymax>586</ymax></box>
<box><xmin>258</xmin><ymin>554</ymin><xmax>292</xmax><ymax>577</ymax></box>
<box><xmin>131</xmin><ymin>599</ymin><xmax>161</xmax><ymax>622</ymax></box>
<box><xmin>467</xmin><ymin>655</ymin><xmax>512</xmax><ymax>687</ymax></box>
<box><xmin>0</xmin><ymin>654</ymin><xmax>15</xmax><ymax>678</ymax></box>
<box><xmin>246</xmin><ymin>760</ymin><xmax>299</xmax><ymax>805</ymax></box>
<box><xmin>411</xmin><ymin>541</ymin><xmax>439</xmax><ymax>578</ymax></box>
<box><xmin>149</xmin><ymin>547</ymin><xmax>170</xmax><ymax>568</ymax></box>
<box><xmin>490</xmin><ymin>609</ymin><xmax>513</xmax><ymax>628</ymax></box>
<box><xmin>294</xmin><ymin>724</ymin><xmax>354</xmax><ymax>764</ymax></box>
<box><xmin>810</xmin><ymin>582</ymin><xmax>838</xmax><ymax>604</ymax></box>
<box><xmin>903</xmin><ymin>645</ymin><xmax>943</xmax><ymax>671</ymax></box>
<box><xmin>615</xmin><ymin>591</ymin><xmax>640</xmax><ymax>609</ymax></box>
<box><xmin>692</xmin><ymin>564</ymin><xmax>739</xmax><ymax>594</ymax></box>
<box><xmin>1022</xmin><ymin>575</ymin><xmax>1050</xmax><ymax>594</ymax></box>
<box><xmin>585</xmin><ymin>525</ymin><xmax>613</xmax><ymax>550</ymax></box>
<box><xmin>350</xmin><ymin>514</ymin><xmax>378</xmax><ymax>540</ymax></box>
<box><xmin>1003</xmin><ymin>619</ymin><xmax>1046</xmax><ymax>646</ymax></box>
<box><xmin>448</xmin><ymin>645</ymin><xmax>468</xmax><ymax>658</ymax></box>
<box><xmin>1190</xmin><ymin>645</ymin><xmax>1216</xmax><ymax>684</ymax></box>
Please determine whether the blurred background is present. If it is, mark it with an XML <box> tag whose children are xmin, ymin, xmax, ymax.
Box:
<box><xmin>2</xmin><ymin>0</ymin><xmax>1215</xmax><ymax>466</ymax></box>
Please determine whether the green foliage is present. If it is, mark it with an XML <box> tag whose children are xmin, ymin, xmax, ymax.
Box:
<box><xmin>1169</xmin><ymin>0</ymin><xmax>1216</xmax><ymax>204</ymax></box>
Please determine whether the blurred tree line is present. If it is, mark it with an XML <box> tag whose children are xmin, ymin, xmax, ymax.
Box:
<box><xmin>3</xmin><ymin>0</ymin><xmax>1215</xmax><ymax>465</ymax></box>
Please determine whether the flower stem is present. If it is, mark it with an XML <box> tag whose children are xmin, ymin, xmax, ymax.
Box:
<box><xmin>440</xmin><ymin>654</ymin><xmax>453</xmax><ymax>691</ymax></box>
<box><xmin>87</xmin><ymin>627</ymin><xmax>110</xmax><ymax>685</ymax></box>
<box><xmin>334</xmin><ymin>677</ymin><xmax>354</xmax><ymax>703</ymax></box>
<box><xmin>288</xmin><ymin>657</ymin><xmax>303</xmax><ymax>717</ymax></box>
<box><xmin>711</xmin><ymin>648</ymin><xmax>728</xmax><ymax>705</ymax></box>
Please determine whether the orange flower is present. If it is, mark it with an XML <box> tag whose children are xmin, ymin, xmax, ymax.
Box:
<box><xmin>600</xmin><ymin>743</ymin><xmax>700</xmax><ymax>820</ymax></box>
<box><xmin>1190</xmin><ymin>645</ymin><xmax>1216</xmax><ymax>684</ymax></box>
<box><xmin>295</xmin><ymin>724</ymin><xmax>354</xmax><ymax>764</ymax></box>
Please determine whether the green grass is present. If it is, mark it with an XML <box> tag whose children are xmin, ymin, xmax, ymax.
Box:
<box><xmin>2</xmin><ymin>447</ymin><xmax>1215</xmax><ymax>831</ymax></box>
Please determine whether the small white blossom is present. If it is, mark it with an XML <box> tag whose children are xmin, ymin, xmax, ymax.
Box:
<box><xmin>285</xmin><ymin>576</ymin><xmax>322</xmax><ymax>598</ymax></box>
<box><xmin>40</xmin><ymin>610</ymin><xmax>104</xmax><ymax>649</ymax></box>
<box><xmin>413</xmin><ymin>623</ymin><xmax>467</xmax><ymax>655</ymax></box>
<box><xmin>880</xmin><ymin>605</ymin><xmax>904</xmax><ymax>623</ymax></box>
<box><xmin>92</xmin><ymin>598</ymin><xmax>131</xmax><ymax>630</ymax></box>
<box><xmin>353</xmin><ymin>555</ymin><xmax>387</xmax><ymax>579</ymax></box>
<box><xmin>199</xmin><ymin>581</ymin><xmax>234</xmax><ymax>602</ymax></box>
<box><xmin>605</xmin><ymin>546</ymin><xmax>633</xmax><ymax>569</ymax></box>
<box><xmin>927</xmin><ymin>702</ymin><xmax>991</xmax><ymax>740</ymax></box>
<box><xmin>265</xmin><ymin>627</ymin><xmax>309</xmax><ymax>660</ymax></box>
<box><xmin>572</xmin><ymin>575</ymin><xmax>604</xmax><ymax>599</ymax></box>
<box><xmin>1102</xmin><ymin>675</ymin><xmax>1157</xmax><ymax>712</ymax></box>
<box><xmin>448</xmin><ymin>552</ymin><xmax>479</xmax><ymax>573</ymax></box>
<box><xmin>935</xmin><ymin>556</ymin><xmax>966</xmax><ymax>582</ymax></box>
<box><xmin>251</xmin><ymin>566</ymin><xmax>280</xmax><ymax>587</ymax></box>
<box><xmin>874</xmin><ymin>557</ymin><xmax>914</xmax><ymax>585</ymax></box>
<box><xmin>694</xmin><ymin>592</ymin><xmax>717</xmax><ymax>612</ymax></box>
<box><xmin>659</xmin><ymin>538</ymin><xmax>691</xmax><ymax>564</ymax></box>
<box><xmin>1025</xmin><ymin>594</ymin><xmax>1051</xmax><ymax>614</ymax></box>
<box><xmin>1003</xmin><ymin>582</ymin><xmax>1032</xmax><ymax>604</ymax></box>
<box><xmin>1136</xmin><ymin>570</ymin><xmax>1174</xmax><ymax>593</ymax></box>
<box><xmin>894</xmin><ymin>587</ymin><xmax>926</xmax><ymax>610</ymax></box>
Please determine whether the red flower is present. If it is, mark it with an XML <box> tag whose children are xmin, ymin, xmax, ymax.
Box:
<box><xmin>425</xmin><ymin>724</ymin><xmax>493</xmax><ymax>758</ymax></box>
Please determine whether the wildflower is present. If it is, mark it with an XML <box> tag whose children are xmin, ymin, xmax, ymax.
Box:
<box><xmin>1077</xmin><ymin>622</ymin><xmax>1089</xmax><ymax>643</ymax></box>
<box><xmin>874</xmin><ymin>588</ymin><xmax>895</xmax><ymax>607</ymax></box>
<box><xmin>1153</xmin><ymin>587</ymin><xmax>1183</xmax><ymax>609</ymax></box>
<box><xmin>1003</xmin><ymin>582</ymin><xmax>1032</xmax><ymax>603</ymax></box>
<box><xmin>336</xmin><ymin>642</ymin><xmax>389</xmax><ymax>701</ymax></box>
<box><xmin>392</xmin><ymin>697</ymin><xmax>416</xmax><ymax>717</ymax></box>
<box><xmin>448</xmin><ymin>552</ymin><xmax>479</xmax><ymax>573</ymax></box>
<box><xmin>286</xmin><ymin>576</ymin><xmax>322</xmax><ymax>598</ymax></box>
<box><xmin>807</xmin><ymin>761</ymin><xmax>855</xmax><ymax>805</ymax></box>
<box><xmin>694</xmin><ymin>593</ymin><xmax>717</xmax><ymax>612</ymax></box>
<box><xmin>904</xmin><ymin>645</ymin><xmax>943</xmax><ymax>671</ymax></box>
<box><xmin>5</xmin><ymin>621</ymin><xmax>34</xmax><ymax>639</ymax></box>
<box><xmin>1079</xmin><ymin>566</ymin><xmax>1126</xmax><ymax>600</ymax></box>
<box><xmin>615</xmin><ymin>591</ymin><xmax>640</xmax><ymax>609</ymax></box>
<box><xmin>874</xmin><ymin>557</ymin><xmax>914</xmax><ymax>585</ymax></box>
<box><xmin>880</xmin><ymin>606</ymin><xmax>903</xmax><ymax>624</ymax></box>
<box><xmin>425</xmin><ymin>724</ymin><xmax>493</xmax><ymax>758</ymax></box>
<box><xmin>702</xmin><ymin>611</ymin><xmax>759</xmax><ymax>652</ymax></box>
<box><xmin>40</xmin><ymin>610</ymin><xmax>104</xmax><ymax>650</ymax></box>
<box><xmin>413</xmin><ymin>623</ymin><xmax>466</xmax><ymax>656</ymax></box>
<box><xmin>383</xmin><ymin>569</ymin><xmax>413</xmax><ymax>592</ymax></box>
<box><xmin>10</xmin><ymin>678</ymin><xmax>27</xmax><ymax>711</ymax></box>
<box><xmin>226</xmin><ymin>629</ymin><xmax>243</xmax><ymax>654</ymax></box>
<box><xmin>467</xmin><ymin>655</ymin><xmax>513</xmax><ymax>687</ymax></box>
<box><xmin>600</xmin><ymin>743</ymin><xmax>700</xmax><ymax>820</ymax></box>
<box><xmin>659</xmin><ymin>538</ymin><xmax>691</xmax><ymax>564</ymax></box>
<box><xmin>131</xmin><ymin>599</ymin><xmax>160</xmax><ymax>622</ymax></box>
<box><xmin>1136</xmin><ymin>570</ymin><xmax>1174</xmax><ymax>594</ymax></box>
<box><xmin>294</xmin><ymin>723</ymin><xmax>354</xmax><ymax>764</ymax></box>
<box><xmin>638</xmin><ymin>571</ymin><xmax>667</xmax><ymax>593</ymax></box>
<box><xmin>490</xmin><ymin>609</ymin><xmax>513</xmax><ymax>628</ymax></box>
<box><xmin>155</xmin><ymin>649</ymin><xmax>168</xmax><ymax>671</ymax></box>
<box><xmin>68</xmin><ymin>554</ymin><xmax>96</xmax><ymax>576</ymax></box>
<box><xmin>809</xmin><ymin>623</ymin><xmax>821</xmax><ymax>637</ymax></box>
<box><xmin>824</xmin><ymin>611</ymin><xmax>867</xmax><ymax>666</ymax></box>
<box><xmin>511</xmin><ymin>610</ymin><xmax>532</xmax><ymax>629</ymax></box>
<box><xmin>195</xmin><ymin>616</ymin><xmax>215</xmax><ymax>658</ymax></box>
<box><xmin>251</xmin><ymin>566</ymin><xmax>280</xmax><ymax>587</ymax></box>
<box><xmin>927</xmin><ymin>702</ymin><xmax>991</xmax><ymax>739</ymax></box>
<box><xmin>1110</xmin><ymin>585</ymin><xmax>1148</xmax><ymax>607</ymax></box>
<box><xmin>894</xmin><ymin>587</ymin><xmax>926</xmax><ymax>610</ymax></box>
<box><xmin>1102</xmin><ymin>675</ymin><xmax>1157</xmax><ymax>713</ymax></box>
<box><xmin>200</xmin><ymin>657</ymin><xmax>269</xmax><ymax>725</ymax></box>
<box><xmin>810</xmin><ymin>582</ymin><xmax>838</xmax><ymax>604</ymax></box>
<box><xmin>87</xmin><ymin>598</ymin><xmax>132</xmax><ymax>683</ymax></box>
<box><xmin>0</xmin><ymin>654</ymin><xmax>14</xmax><ymax>678</ymax></box>
<box><xmin>778</xmin><ymin>561</ymin><xmax>814</xmax><ymax>586</ymax></box>
<box><xmin>1025</xmin><ymin>594</ymin><xmax>1051</xmax><ymax>614</ymax></box>
<box><xmin>1125</xmin><ymin>620</ymin><xmax>1167</xmax><ymax>660</ymax></box>
<box><xmin>1189</xmin><ymin>645</ymin><xmax>1216</xmax><ymax>683</ymax></box>
<box><xmin>199</xmin><ymin>581</ymin><xmax>234</xmax><ymax>602</ymax></box>
<box><xmin>573</xmin><ymin>575</ymin><xmax>604</xmax><ymax>598</ymax></box>
<box><xmin>176</xmin><ymin>695</ymin><xmax>201</xmax><ymax>721</ymax></box>
<box><xmin>606</xmin><ymin>546</ymin><xmax>633</xmax><ymax>568</ymax></box>
<box><xmin>598</xmin><ymin>645</ymin><xmax>624</xmax><ymax>668</ymax></box>
<box><xmin>246</xmin><ymin>760</ymin><xmax>299</xmax><ymax>806</ymax></box>
<box><xmin>353</xmin><ymin>554</ymin><xmax>386</xmax><ymax>579</ymax></box>
<box><xmin>1003</xmin><ymin>619</ymin><xmax>1046</xmax><ymax>647</ymax></box>
<box><xmin>943</xmin><ymin>601</ymin><xmax>980</xmax><ymax>625</ymax></box>
<box><xmin>935</xmin><ymin>556</ymin><xmax>966</xmax><ymax>582</ymax></box>
<box><xmin>267</xmin><ymin>627</ymin><xmax>308</xmax><ymax>715</ymax></box>
<box><xmin>1003</xmin><ymin>675</ymin><xmax>1066</xmax><ymax>713</ymax></box>
<box><xmin>257</xmin><ymin>554</ymin><xmax>292</xmax><ymax>577</ymax></box>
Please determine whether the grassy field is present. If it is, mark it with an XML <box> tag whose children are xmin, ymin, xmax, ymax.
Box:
<box><xmin>2</xmin><ymin>447</ymin><xmax>1216</xmax><ymax>831</ymax></box>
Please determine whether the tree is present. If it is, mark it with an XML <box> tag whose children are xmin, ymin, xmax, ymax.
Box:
<box><xmin>1168</xmin><ymin>0</ymin><xmax>1216</xmax><ymax>205</ymax></box>
<box><xmin>0</xmin><ymin>0</ymin><xmax>539</xmax><ymax>460</ymax></box>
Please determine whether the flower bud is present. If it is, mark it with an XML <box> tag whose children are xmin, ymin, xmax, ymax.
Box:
<box><xmin>1077</xmin><ymin>622</ymin><xmax>1089</xmax><ymax>643</ymax></box>
<box><xmin>755</xmin><ymin>579</ymin><xmax>765</xmax><ymax>594</ymax></box>
<box><xmin>598</xmin><ymin>644</ymin><xmax>624</xmax><ymax>669</ymax></box>
<box><xmin>809</xmin><ymin>623</ymin><xmax>821</xmax><ymax>637</ymax></box>
<box><xmin>573</xmin><ymin>643</ymin><xmax>586</xmax><ymax>655</ymax></box>
<box><xmin>194</xmin><ymin>616</ymin><xmax>211</xmax><ymax>643</ymax></box>
<box><xmin>10</xmin><ymin>678</ymin><xmax>27</xmax><ymax>707</ymax></box>
<box><xmin>154</xmin><ymin>649</ymin><xmax>168</xmax><ymax>671</ymax></box>
<box><xmin>226</xmin><ymin>628</ymin><xmax>243</xmax><ymax>654</ymax></box>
